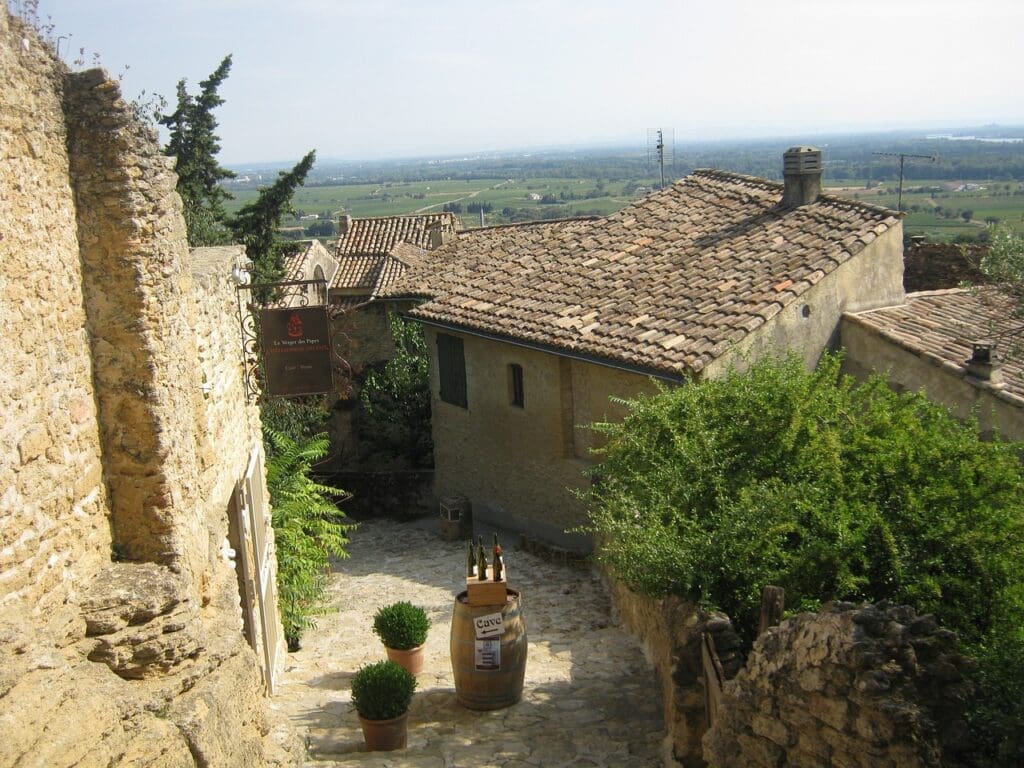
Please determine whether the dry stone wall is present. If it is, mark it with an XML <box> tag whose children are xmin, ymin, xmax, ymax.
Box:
<box><xmin>609</xmin><ymin>569</ymin><xmax>975</xmax><ymax>768</ymax></box>
<box><xmin>702</xmin><ymin>602</ymin><xmax>975</xmax><ymax>768</ymax></box>
<box><xmin>606</xmin><ymin>578</ymin><xmax>743</xmax><ymax>767</ymax></box>
<box><xmin>0</xmin><ymin>10</ymin><xmax>293</xmax><ymax>766</ymax></box>
<box><xmin>64</xmin><ymin>66</ymin><xmax>208</xmax><ymax>586</ymax></box>
<box><xmin>0</xmin><ymin>7</ymin><xmax>110</xmax><ymax>617</ymax></box>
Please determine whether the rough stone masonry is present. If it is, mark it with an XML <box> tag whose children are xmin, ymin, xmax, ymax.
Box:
<box><xmin>0</xmin><ymin>9</ymin><xmax>293</xmax><ymax>766</ymax></box>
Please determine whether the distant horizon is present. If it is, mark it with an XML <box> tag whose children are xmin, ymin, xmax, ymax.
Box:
<box><xmin>223</xmin><ymin>122</ymin><xmax>1024</xmax><ymax>171</ymax></box>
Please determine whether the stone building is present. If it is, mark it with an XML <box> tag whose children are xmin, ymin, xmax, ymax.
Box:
<box><xmin>328</xmin><ymin>212</ymin><xmax>460</xmax><ymax>368</ymax></box>
<box><xmin>843</xmin><ymin>286</ymin><xmax>1023</xmax><ymax>439</ymax></box>
<box><xmin>1</xmin><ymin>11</ymin><xmax>289</xmax><ymax>766</ymax></box>
<box><xmin>385</xmin><ymin>148</ymin><xmax>906</xmax><ymax>549</ymax></box>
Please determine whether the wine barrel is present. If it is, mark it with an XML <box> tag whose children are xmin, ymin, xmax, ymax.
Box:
<box><xmin>450</xmin><ymin>589</ymin><xmax>527</xmax><ymax>710</ymax></box>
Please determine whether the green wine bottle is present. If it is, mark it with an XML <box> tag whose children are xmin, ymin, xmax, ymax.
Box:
<box><xmin>466</xmin><ymin>539</ymin><xmax>476</xmax><ymax>578</ymax></box>
<box><xmin>477</xmin><ymin>536</ymin><xmax>488</xmax><ymax>581</ymax></box>
<box><xmin>492</xmin><ymin>533</ymin><xmax>503</xmax><ymax>582</ymax></box>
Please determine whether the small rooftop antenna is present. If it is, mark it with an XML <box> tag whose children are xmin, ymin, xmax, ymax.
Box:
<box><xmin>647</xmin><ymin>128</ymin><xmax>675</xmax><ymax>189</ymax></box>
<box><xmin>872</xmin><ymin>151</ymin><xmax>937</xmax><ymax>212</ymax></box>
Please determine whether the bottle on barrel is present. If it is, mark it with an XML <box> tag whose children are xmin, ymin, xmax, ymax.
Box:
<box><xmin>466</xmin><ymin>539</ymin><xmax>476</xmax><ymax>578</ymax></box>
<box><xmin>492</xmin><ymin>533</ymin><xmax>503</xmax><ymax>582</ymax></box>
<box><xmin>476</xmin><ymin>536</ymin><xmax>488</xmax><ymax>581</ymax></box>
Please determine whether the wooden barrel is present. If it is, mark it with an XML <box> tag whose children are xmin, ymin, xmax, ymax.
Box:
<box><xmin>450</xmin><ymin>589</ymin><xmax>527</xmax><ymax>710</ymax></box>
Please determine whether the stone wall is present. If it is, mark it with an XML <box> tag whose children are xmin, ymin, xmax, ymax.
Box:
<box><xmin>607</xmin><ymin>574</ymin><xmax>974</xmax><ymax>768</ymax></box>
<box><xmin>605</xmin><ymin>580</ymin><xmax>743</xmax><ymax>768</ymax></box>
<box><xmin>0</xmin><ymin>6</ymin><xmax>110</xmax><ymax>618</ymax></box>
<box><xmin>703</xmin><ymin>603</ymin><xmax>974</xmax><ymax>768</ymax></box>
<box><xmin>0</xmin><ymin>12</ymin><xmax>292</xmax><ymax>767</ymax></box>
<box><xmin>331</xmin><ymin>300</ymin><xmax>398</xmax><ymax>371</ymax></box>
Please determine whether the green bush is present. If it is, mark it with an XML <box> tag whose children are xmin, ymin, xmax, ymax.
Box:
<box><xmin>353</xmin><ymin>315</ymin><xmax>433</xmax><ymax>468</ymax></box>
<box><xmin>372</xmin><ymin>601</ymin><xmax>430</xmax><ymax>650</ymax></box>
<box><xmin>350</xmin><ymin>660</ymin><xmax>417</xmax><ymax>721</ymax></box>
<box><xmin>265</xmin><ymin>429</ymin><xmax>354</xmax><ymax>647</ymax></box>
<box><xmin>583</xmin><ymin>354</ymin><xmax>1024</xmax><ymax>763</ymax></box>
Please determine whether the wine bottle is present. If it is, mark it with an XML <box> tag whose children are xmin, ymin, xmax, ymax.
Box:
<box><xmin>466</xmin><ymin>539</ymin><xmax>476</xmax><ymax>578</ymax></box>
<box><xmin>477</xmin><ymin>536</ymin><xmax>488</xmax><ymax>581</ymax></box>
<box><xmin>492</xmin><ymin>533</ymin><xmax>503</xmax><ymax>582</ymax></box>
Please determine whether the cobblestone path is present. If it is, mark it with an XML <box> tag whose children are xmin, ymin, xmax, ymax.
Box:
<box><xmin>269</xmin><ymin>517</ymin><xmax>665</xmax><ymax>767</ymax></box>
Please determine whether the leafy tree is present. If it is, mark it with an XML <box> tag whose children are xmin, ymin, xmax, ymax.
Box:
<box><xmin>264</xmin><ymin>428</ymin><xmax>353</xmax><ymax>649</ymax></box>
<box><xmin>979</xmin><ymin>221</ymin><xmax>1024</xmax><ymax>294</ymax></box>
<box><xmin>160</xmin><ymin>55</ymin><xmax>236</xmax><ymax>245</ymax></box>
<box><xmin>584</xmin><ymin>354</ymin><xmax>1023</xmax><ymax>642</ymax></box>
<box><xmin>582</xmin><ymin>354</ymin><xmax>1024</xmax><ymax>762</ymax></box>
<box><xmin>228</xmin><ymin>150</ymin><xmax>316</xmax><ymax>292</ymax></box>
<box><xmin>353</xmin><ymin>315</ymin><xmax>433</xmax><ymax>468</ymax></box>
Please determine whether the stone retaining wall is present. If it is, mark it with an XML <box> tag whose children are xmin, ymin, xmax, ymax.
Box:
<box><xmin>608</xmin><ymin>574</ymin><xmax>974</xmax><ymax>768</ymax></box>
<box><xmin>0</xmin><ymin>10</ymin><xmax>293</xmax><ymax>766</ymax></box>
<box><xmin>703</xmin><ymin>602</ymin><xmax>974</xmax><ymax>768</ymax></box>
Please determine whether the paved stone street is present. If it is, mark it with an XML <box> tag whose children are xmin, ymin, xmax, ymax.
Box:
<box><xmin>269</xmin><ymin>517</ymin><xmax>666</xmax><ymax>767</ymax></box>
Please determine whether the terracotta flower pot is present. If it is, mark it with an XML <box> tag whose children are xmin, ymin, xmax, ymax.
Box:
<box><xmin>385</xmin><ymin>644</ymin><xmax>425</xmax><ymax>676</ymax></box>
<box><xmin>358</xmin><ymin>711</ymin><xmax>408</xmax><ymax>751</ymax></box>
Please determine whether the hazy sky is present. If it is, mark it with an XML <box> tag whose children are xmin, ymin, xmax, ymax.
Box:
<box><xmin>31</xmin><ymin>0</ymin><xmax>1024</xmax><ymax>165</ymax></box>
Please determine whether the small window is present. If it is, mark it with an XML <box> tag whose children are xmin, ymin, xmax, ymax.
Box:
<box><xmin>509</xmin><ymin>363</ymin><xmax>524</xmax><ymax>408</ymax></box>
<box><xmin>437</xmin><ymin>333</ymin><xmax>467</xmax><ymax>408</ymax></box>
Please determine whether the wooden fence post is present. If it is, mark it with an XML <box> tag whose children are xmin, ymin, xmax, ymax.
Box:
<box><xmin>758</xmin><ymin>585</ymin><xmax>785</xmax><ymax>637</ymax></box>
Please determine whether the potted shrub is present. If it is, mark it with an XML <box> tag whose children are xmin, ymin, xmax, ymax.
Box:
<box><xmin>350</xmin><ymin>660</ymin><xmax>416</xmax><ymax>751</ymax></box>
<box><xmin>372</xmin><ymin>601</ymin><xmax>430</xmax><ymax>676</ymax></box>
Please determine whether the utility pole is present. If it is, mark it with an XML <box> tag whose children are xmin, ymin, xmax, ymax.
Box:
<box><xmin>872</xmin><ymin>151</ymin><xmax>937</xmax><ymax>212</ymax></box>
<box><xmin>656</xmin><ymin>129</ymin><xmax>666</xmax><ymax>190</ymax></box>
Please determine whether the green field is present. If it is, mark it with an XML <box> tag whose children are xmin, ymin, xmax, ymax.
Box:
<box><xmin>823</xmin><ymin>179</ymin><xmax>1024</xmax><ymax>241</ymax></box>
<box><xmin>223</xmin><ymin>176</ymin><xmax>659</xmax><ymax>231</ymax></box>
<box><xmin>225</xmin><ymin>174</ymin><xmax>1024</xmax><ymax>242</ymax></box>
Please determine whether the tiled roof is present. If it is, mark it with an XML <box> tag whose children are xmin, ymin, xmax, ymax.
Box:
<box><xmin>844</xmin><ymin>288</ymin><xmax>1023</xmax><ymax>402</ymax></box>
<box><xmin>334</xmin><ymin>212</ymin><xmax>460</xmax><ymax>257</ymax></box>
<box><xmin>332</xmin><ymin>254</ymin><xmax>383</xmax><ymax>291</ymax></box>
<box><xmin>331</xmin><ymin>213</ymin><xmax>457</xmax><ymax>293</ymax></box>
<box><xmin>387</xmin><ymin>170</ymin><xmax>901</xmax><ymax>378</ymax></box>
<box><xmin>281</xmin><ymin>241</ymin><xmax>317</xmax><ymax>282</ymax></box>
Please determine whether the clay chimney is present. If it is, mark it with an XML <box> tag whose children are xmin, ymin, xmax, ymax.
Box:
<box><xmin>339</xmin><ymin>214</ymin><xmax>352</xmax><ymax>235</ymax></box>
<box><xmin>782</xmin><ymin>146</ymin><xmax>823</xmax><ymax>207</ymax></box>
<box><xmin>965</xmin><ymin>341</ymin><xmax>1004</xmax><ymax>386</ymax></box>
<box><xmin>427</xmin><ymin>221</ymin><xmax>451</xmax><ymax>250</ymax></box>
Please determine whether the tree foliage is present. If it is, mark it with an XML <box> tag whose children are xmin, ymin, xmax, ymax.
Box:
<box><xmin>979</xmin><ymin>221</ymin><xmax>1024</xmax><ymax>294</ymax></box>
<box><xmin>353</xmin><ymin>315</ymin><xmax>433</xmax><ymax>468</ymax></box>
<box><xmin>229</xmin><ymin>150</ymin><xmax>316</xmax><ymax>292</ymax></box>
<box><xmin>584</xmin><ymin>354</ymin><xmax>1024</xmax><ymax>643</ymax></box>
<box><xmin>159</xmin><ymin>55</ymin><xmax>235</xmax><ymax>246</ymax></box>
<box><xmin>583</xmin><ymin>354</ymin><xmax>1024</xmax><ymax>762</ymax></box>
<box><xmin>265</xmin><ymin>428</ymin><xmax>353</xmax><ymax>647</ymax></box>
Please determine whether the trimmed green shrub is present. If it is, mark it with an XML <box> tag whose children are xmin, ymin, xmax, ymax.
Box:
<box><xmin>583</xmin><ymin>353</ymin><xmax>1024</xmax><ymax>764</ymax></box>
<box><xmin>372</xmin><ymin>601</ymin><xmax>430</xmax><ymax>650</ymax></box>
<box><xmin>350</xmin><ymin>660</ymin><xmax>417</xmax><ymax>721</ymax></box>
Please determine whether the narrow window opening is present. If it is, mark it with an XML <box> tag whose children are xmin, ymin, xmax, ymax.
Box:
<box><xmin>509</xmin><ymin>363</ymin><xmax>524</xmax><ymax>408</ymax></box>
<box><xmin>437</xmin><ymin>333</ymin><xmax>467</xmax><ymax>408</ymax></box>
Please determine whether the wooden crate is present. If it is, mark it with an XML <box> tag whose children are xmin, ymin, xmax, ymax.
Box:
<box><xmin>466</xmin><ymin>567</ymin><xmax>508</xmax><ymax>606</ymax></box>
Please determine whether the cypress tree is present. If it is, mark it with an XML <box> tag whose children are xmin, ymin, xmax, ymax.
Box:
<box><xmin>160</xmin><ymin>55</ymin><xmax>236</xmax><ymax>246</ymax></box>
<box><xmin>229</xmin><ymin>149</ymin><xmax>316</xmax><ymax>297</ymax></box>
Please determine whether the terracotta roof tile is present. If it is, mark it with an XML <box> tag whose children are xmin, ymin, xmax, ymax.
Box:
<box><xmin>386</xmin><ymin>170</ymin><xmax>900</xmax><ymax>377</ymax></box>
<box><xmin>331</xmin><ymin>213</ymin><xmax>459</xmax><ymax>292</ymax></box>
<box><xmin>334</xmin><ymin>212</ymin><xmax>460</xmax><ymax>257</ymax></box>
<box><xmin>845</xmin><ymin>288</ymin><xmax>1023</xmax><ymax>402</ymax></box>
